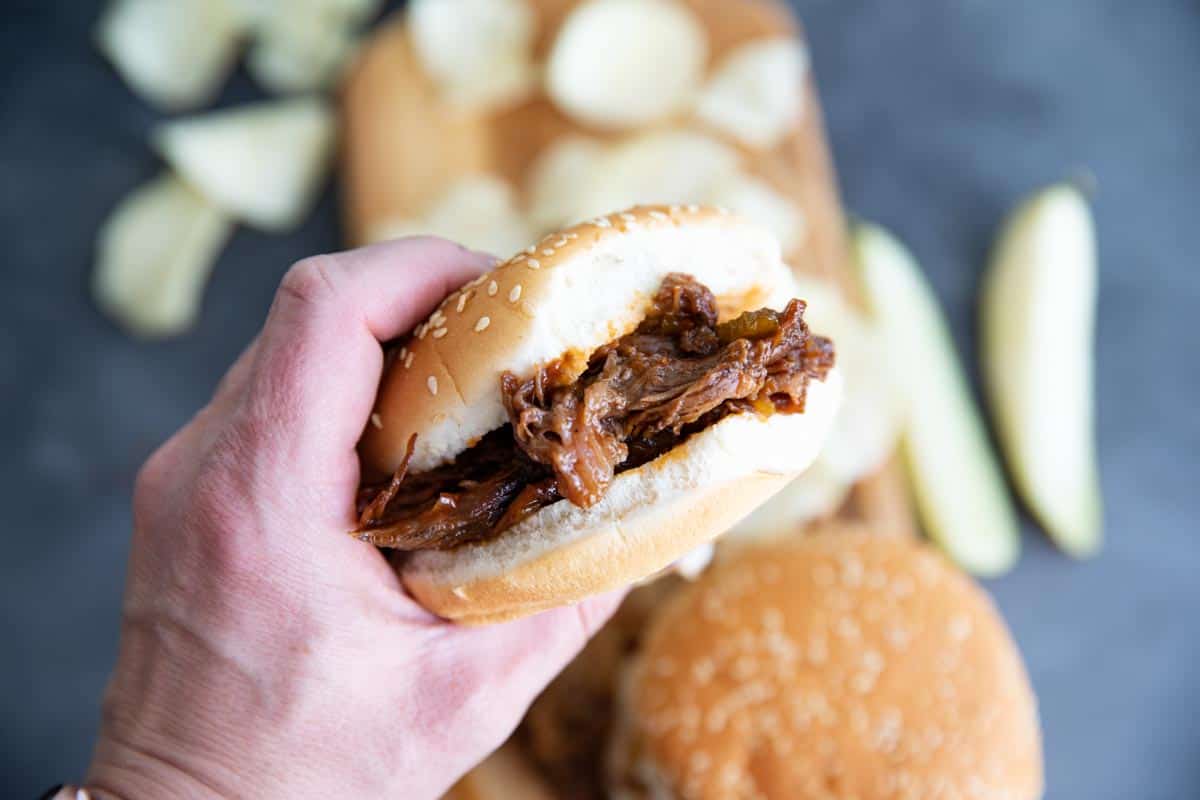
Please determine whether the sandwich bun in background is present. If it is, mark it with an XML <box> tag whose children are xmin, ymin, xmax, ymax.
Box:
<box><xmin>340</xmin><ymin>0</ymin><xmax>840</xmax><ymax>275</ymax></box>
<box><xmin>359</xmin><ymin>205</ymin><xmax>842</xmax><ymax>625</ymax></box>
<box><xmin>609</xmin><ymin>530</ymin><xmax>1044</xmax><ymax>799</ymax></box>
<box><xmin>519</xmin><ymin>576</ymin><xmax>681</xmax><ymax>797</ymax></box>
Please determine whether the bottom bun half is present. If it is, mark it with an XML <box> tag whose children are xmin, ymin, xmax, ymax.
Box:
<box><xmin>403</xmin><ymin>370</ymin><xmax>842</xmax><ymax>625</ymax></box>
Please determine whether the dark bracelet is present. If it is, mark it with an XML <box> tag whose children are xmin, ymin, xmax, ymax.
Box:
<box><xmin>38</xmin><ymin>786</ymin><xmax>92</xmax><ymax>800</ymax></box>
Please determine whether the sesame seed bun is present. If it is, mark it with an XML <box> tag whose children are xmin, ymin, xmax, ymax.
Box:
<box><xmin>609</xmin><ymin>532</ymin><xmax>1044</xmax><ymax>799</ymax></box>
<box><xmin>362</xmin><ymin>205</ymin><xmax>842</xmax><ymax>624</ymax></box>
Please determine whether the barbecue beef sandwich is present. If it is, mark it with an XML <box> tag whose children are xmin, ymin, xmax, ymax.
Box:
<box><xmin>354</xmin><ymin>205</ymin><xmax>842</xmax><ymax>623</ymax></box>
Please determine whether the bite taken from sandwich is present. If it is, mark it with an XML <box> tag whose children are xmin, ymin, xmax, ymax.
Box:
<box><xmin>352</xmin><ymin>205</ymin><xmax>842</xmax><ymax>624</ymax></box>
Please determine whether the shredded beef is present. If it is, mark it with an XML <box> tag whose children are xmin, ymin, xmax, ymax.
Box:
<box><xmin>354</xmin><ymin>273</ymin><xmax>833</xmax><ymax>551</ymax></box>
<box><xmin>354</xmin><ymin>430</ymin><xmax>545</xmax><ymax>550</ymax></box>
<box><xmin>504</xmin><ymin>274</ymin><xmax>832</xmax><ymax>507</ymax></box>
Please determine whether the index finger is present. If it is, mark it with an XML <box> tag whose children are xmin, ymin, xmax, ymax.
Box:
<box><xmin>241</xmin><ymin>237</ymin><xmax>495</xmax><ymax>484</ymax></box>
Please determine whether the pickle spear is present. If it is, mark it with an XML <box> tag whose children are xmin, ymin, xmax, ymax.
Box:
<box><xmin>853</xmin><ymin>222</ymin><xmax>1020</xmax><ymax>576</ymax></box>
<box><xmin>981</xmin><ymin>184</ymin><xmax>1102</xmax><ymax>557</ymax></box>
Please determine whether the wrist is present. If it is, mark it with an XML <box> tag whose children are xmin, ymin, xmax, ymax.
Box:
<box><xmin>86</xmin><ymin>732</ymin><xmax>230</xmax><ymax>800</ymax></box>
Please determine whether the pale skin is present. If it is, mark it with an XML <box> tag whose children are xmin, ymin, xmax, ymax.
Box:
<box><xmin>84</xmin><ymin>238</ymin><xmax>623</xmax><ymax>799</ymax></box>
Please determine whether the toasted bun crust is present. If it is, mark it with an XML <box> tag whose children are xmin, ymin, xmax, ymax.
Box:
<box><xmin>610</xmin><ymin>532</ymin><xmax>1043</xmax><ymax>799</ymax></box>
<box><xmin>361</xmin><ymin>204</ymin><xmax>800</xmax><ymax>475</ymax></box>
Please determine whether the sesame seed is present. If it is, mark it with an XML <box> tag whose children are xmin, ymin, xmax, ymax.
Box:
<box><xmin>370</xmin><ymin>413</ymin><xmax>383</xmax><ymax>429</ymax></box>
<box><xmin>849</xmin><ymin>671</ymin><xmax>871</xmax><ymax>696</ymax></box>
<box><xmin>430</xmin><ymin>310</ymin><xmax>446</xmax><ymax>326</ymax></box>
<box><xmin>948</xmin><ymin>614</ymin><xmax>973</xmax><ymax>641</ymax></box>
<box><xmin>840</xmin><ymin>556</ymin><xmax>864</xmax><ymax>587</ymax></box>
<box><xmin>487</xmin><ymin>280</ymin><xmax>498</xmax><ymax>296</ymax></box>
<box><xmin>649</xmin><ymin>210</ymin><xmax>668</xmax><ymax>220</ymax></box>
<box><xmin>456</xmin><ymin>293</ymin><xmax>469</xmax><ymax>312</ymax></box>
<box><xmin>525</xmin><ymin>244</ymin><xmax>536</xmax><ymax>254</ymax></box>
<box><xmin>416</xmin><ymin>326</ymin><xmax>428</xmax><ymax>339</ymax></box>
<box><xmin>542</xmin><ymin>248</ymin><xmax>554</xmax><ymax>256</ymax></box>
<box><xmin>733</xmin><ymin>657</ymin><xmax>756</xmax><ymax>680</ymax></box>
<box><xmin>763</xmin><ymin>608</ymin><xmax>784</xmax><ymax>630</ymax></box>
<box><xmin>404</xmin><ymin>352</ymin><xmax>414</xmax><ymax>368</ymax></box>
<box><xmin>555</xmin><ymin>237</ymin><xmax>569</xmax><ymax>246</ymax></box>
<box><xmin>452</xmin><ymin>586</ymin><xmax>468</xmax><ymax>599</ymax></box>
<box><xmin>474</xmin><ymin>316</ymin><xmax>491</xmax><ymax>332</ymax></box>
<box><xmin>680</xmin><ymin>705</ymin><xmax>701</xmax><ymax>731</ymax></box>
<box><xmin>885</xmin><ymin>626</ymin><xmax>910</xmax><ymax>651</ymax></box>
<box><xmin>426</xmin><ymin>376</ymin><xmax>438</xmax><ymax>395</ymax></box>
<box><xmin>686</xmin><ymin>203</ymin><xmax>700</xmax><ymax>213</ymax></box>
<box><xmin>594</xmin><ymin>217</ymin><xmax>612</xmax><ymax>228</ymax></box>
<box><xmin>527</xmin><ymin>258</ymin><xmax>540</xmax><ymax>269</ymax></box>
<box><xmin>432</xmin><ymin>327</ymin><xmax>448</xmax><ymax>338</ymax></box>
<box><xmin>398</xmin><ymin>346</ymin><xmax>408</xmax><ymax>360</ymax></box>
<box><xmin>508</xmin><ymin>284</ymin><xmax>522</xmax><ymax>302</ymax></box>
<box><xmin>620</xmin><ymin>212</ymin><xmax>636</xmax><ymax>222</ymax></box>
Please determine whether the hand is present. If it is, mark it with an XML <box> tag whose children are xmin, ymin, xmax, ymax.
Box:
<box><xmin>86</xmin><ymin>239</ymin><xmax>623</xmax><ymax>799</ymax></box>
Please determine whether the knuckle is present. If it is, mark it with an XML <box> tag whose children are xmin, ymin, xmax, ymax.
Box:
<box><xmin>277</xmin><ymin>256</ymin><xmax>340</xmax><ymax>310</ymax></box>
<box><xmin>132</xmin><ymin>439</ymin><xmax>177</xmax><ymax>518</ymax></box>
<box><xmin>132</xmin><ymin>451</ymin><xmax>163</xmax><ymax>500</ymax></box>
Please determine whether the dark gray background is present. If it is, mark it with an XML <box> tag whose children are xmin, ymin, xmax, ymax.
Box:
<box><xmin>2</xmin><ymin>0</ymin><xmax>1196</xmax><ymax>796</ymax></box>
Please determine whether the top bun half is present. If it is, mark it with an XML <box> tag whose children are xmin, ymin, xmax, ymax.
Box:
<box><xmin>361</xmin><ymin>204</ymin><xmax>799</xmax><ymax>475</ymax></box>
